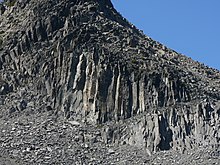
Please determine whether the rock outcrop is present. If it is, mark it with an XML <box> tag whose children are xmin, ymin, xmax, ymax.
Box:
<box><xmin>0</xmin><ymin>0</ymin><xmax>219</xmax><ymax>162</ymax></box>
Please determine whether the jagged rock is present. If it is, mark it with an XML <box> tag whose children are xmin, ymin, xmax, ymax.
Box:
<box><xmin>0</xmin><ymin>80</ymin><xmax>12</xmax><ymax>95</ymax></box>
<box><xmin>0</xmin><ymin>4</ymin><xmax>6</xmax><ymax>15</ymax></box>
<box><xmin>0</xmin><ymin>0</ymin><xmax>219</xmax><ymax>164</ymax></box>
<box><xmin>20</xmin><ymin>99</ymin><xmax>27</xmax><ymax>110</ymax></box>
<box><xmin>8</xmin><ymin>106</ymin><xmax>17</xmax><ymax>114</ymax></box>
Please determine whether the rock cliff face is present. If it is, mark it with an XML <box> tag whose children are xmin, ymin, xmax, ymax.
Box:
<box><xmin>0</xmin><ymin>0</ymin><xmax>219</xmax><ymax>158</ymax></box>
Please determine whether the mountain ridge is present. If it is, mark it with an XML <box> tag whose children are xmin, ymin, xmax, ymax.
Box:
<box><xmin>0</xmin><ymin>0</ymin><xmax>219</xmax><ymax>164</ymax></box>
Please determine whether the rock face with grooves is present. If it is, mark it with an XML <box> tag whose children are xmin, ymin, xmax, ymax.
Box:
<box><xmin>0</xmin><ymin>0</ymin><xmax>219</xmax><ymax>162</ymax></box>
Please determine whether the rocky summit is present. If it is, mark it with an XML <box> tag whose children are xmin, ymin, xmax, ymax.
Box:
<box><xmin>0</xmin><ymin>0</ymin><xmax>219</xmax><ymax>164</ymax></box>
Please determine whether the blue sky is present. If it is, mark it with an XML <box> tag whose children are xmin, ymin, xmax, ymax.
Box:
<box><xmin>112</xmin><ymin>0</ymin><xmax>220</xmax><ymax>70</ymax></box>
<box><xmin>1</xmin><ymin>0</ymin><xmax>219</xmax><ymax>70</ymax></box>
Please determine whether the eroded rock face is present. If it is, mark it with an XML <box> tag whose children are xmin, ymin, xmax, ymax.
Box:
<box><xmin>0</xmin><ymin>0</ymin><xmax>219</xmax><ymax>154</ymax></box>
<box><xmin>101</xmin><ymin>100</ymin><xmax>220</xmax><ymax>153</ymax></box>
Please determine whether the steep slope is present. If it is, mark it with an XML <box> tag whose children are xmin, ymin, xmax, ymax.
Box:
<box><xmin>0</xmin><ymin>0</ymin><xmax>219</xmax><ymax>163</ymax></box>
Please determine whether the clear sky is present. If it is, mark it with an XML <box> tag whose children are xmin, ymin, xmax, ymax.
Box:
<box><xmin>111</xmin><ymin>0</ymin><xmax>220</xmax><ymax>71</ymax></box>
<box><xmin>1</xmin><ymin>0</ymin><xmax>219</xmax><ymax>70</ymax></box>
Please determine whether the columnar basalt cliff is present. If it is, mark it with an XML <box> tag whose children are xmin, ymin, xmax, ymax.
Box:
<box><xmin>0</xmin><ymin>0</ymin><xmax>219</xmax><ymax>163</ymax></box>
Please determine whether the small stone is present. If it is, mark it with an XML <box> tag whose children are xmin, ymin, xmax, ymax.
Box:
<box><xmin>74</xmin><ymin>136</ymin><xmax>80</xmax><ymax>142</ymax></box>
<box><xmin>26</xmin><ymin>147</ymin><xmax>31</xmax><ymax>152</ymax></box>
<box><xmin>8</xmin><ymin>107</ymin><xmax>16</xmax><ymax>114</ymax></box>
<box><xmin>84</xmin><ymin>144</ymin><xmax>89</xmax><ymax>148</ymax></box>
<box><xmin>68</xmin><ymin>121</ymin><xmax>81</xmax><ymax>126</ymax></box>
<box><xmin>19</xmin><ymin>100</ymin><xmax>27</xmax><ymax>111</ymax></box>
<box><xmin>62</xmin><ymin>125</ymin><xmax>67</xmax><ymax>129</ymax></box>
<box><xmin>108</xmin><ymin>149</ymin><xmax>115</xmax><ymax>154</ymax></box>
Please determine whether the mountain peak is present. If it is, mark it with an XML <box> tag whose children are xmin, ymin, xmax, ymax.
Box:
<box><xmin>0</xmin><ymin>0</ymin><xmax>219</xmax><ymax>164</ymax></box>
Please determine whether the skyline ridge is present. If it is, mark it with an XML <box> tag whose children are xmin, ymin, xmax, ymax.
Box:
<box><xmin>112</xmin><ymin>0</ymin><xmax>220</xmax><ymax>71</ymax></box>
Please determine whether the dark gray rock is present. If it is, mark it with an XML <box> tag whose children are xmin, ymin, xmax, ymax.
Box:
<box><xmin>18</xmin><ymin>100</ymin><xmax>27</xmax><ymax>111</ymax></box>
<box><xmin>0</xmin><ymin>0</ymin><xmax>219</xmax><ymax>164</ymax></box>
<box><xmin>0</xmin><ymin>4</ymin><xmax>6</xmax><ymax>15</ymax></box>
<box><xmin>9</xmin><ymin>106</ymin><xmax>17</xmax><ymax>114</ymax></box>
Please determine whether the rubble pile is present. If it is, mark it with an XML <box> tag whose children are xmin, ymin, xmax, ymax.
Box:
<box><xmin>0</xmin><ymin>0</ymin><xmax>219</xmax><ymax>164</ymax></box>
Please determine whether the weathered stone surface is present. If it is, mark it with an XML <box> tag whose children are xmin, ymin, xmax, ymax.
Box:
<box><xmin>0</xmin><ymin>0</ymin><xmax>219</xmax><ymax>164</ymax></box>
<box><xmin>0</xmin><ymin>4</ymin><xmax>6</xmax><ymax>15</ymax></box>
